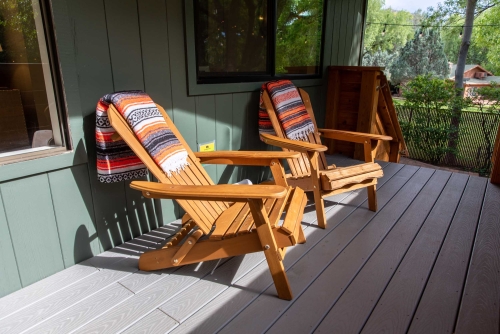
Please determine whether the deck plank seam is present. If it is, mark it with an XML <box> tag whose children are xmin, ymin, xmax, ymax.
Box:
<box><xmin>356</xmin><ymin>172</ymin><xmax>465</xmax><ymax>333</ymax></box>
<box><xmin>403</xmin><ymin>175</ymin><xmax>470</xmax><ymax>333</ymax></box>
<box><xmin>75</xmin><ymin>258</ymin><xmax>231</xmax><ymax>333</ymax></box>
<box><xmin>216</xmin><ymin>164</ymin><xmax>407</xmax><ymax>333</ymax></box>
<box><xmin>453</xmin><ymin>181</ymin><xmax>498</xmax><ymax>333</ymax></box>
<box><xmin>259</xmin><ymin>166</ymin><xmax>420</xmax><ymax>333</ymax></box>
<box><xmin>309</xmin><ymin>168</ymin><xmax>440</xmax><ymax>333</ymax></box>
<box><xmin>0</xmin><ymin>185</ymin><xmax>23</xmax><ymax>291</ymax></box>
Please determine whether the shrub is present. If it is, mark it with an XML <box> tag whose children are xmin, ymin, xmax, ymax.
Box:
<box><xmin>401</xmin><ymin>75</ymin><xmax>458</xmax><ymax>164</ymax></box>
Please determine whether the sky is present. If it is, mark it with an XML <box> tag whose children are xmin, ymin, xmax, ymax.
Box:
<box><xmin>383</xmin><ymin>0</ymin><xmax>442</xmax><ymax>13</ymax></box>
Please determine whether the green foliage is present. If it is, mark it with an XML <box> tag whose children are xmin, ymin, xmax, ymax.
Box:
<box><xmin>440</xmin><ymin>14</ymin><xmax>489</xmax><ymax>68</ymax></box>
<box><xmin>473</xmin><ymin>5</ymin><xmax>500</xmax><ymax>73</ymax></box>
<box><xmin>425</xmin><ymin>0</ymin><xmax>500</xmax><ymax>74</ymax></box>
<box><xmin>363</xmin><ymin>0</ymin><xmax>414</xmax><ymax>55</ymax></box>
<box><xmin>400</xmin><ymin>75</ymin><xmax>459</xmax><ymax>164</ymax></box>
<box><xmin>362</xmin><ymin>50</ymin><xmax>395</xmax><ymax>67</ymax></box>
<box><xmin>0</xmin><ymin>0</ymin><xmax>40</xmax><ymax>63</ymax></box>
<box><xmin>275</xmin><ymin>0</ymin><xmax>324</xmax><ymax>73</ymax></box>
<box><xmin>469</xmin><ymin>83</ymin><xmax>500</xmax><ymax>173</ymax></box>
<box><xmin>389</xmin><ymin>29</ymin><xmax>449</xmax><ymax>84</ymax></box>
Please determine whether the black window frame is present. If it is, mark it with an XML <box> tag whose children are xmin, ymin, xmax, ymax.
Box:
<box><xmin>193</xmin><ymin>0</ymin><xmax>328</xmax><ymax>85</ymax></box>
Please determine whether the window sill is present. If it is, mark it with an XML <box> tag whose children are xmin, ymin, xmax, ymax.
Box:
<box><xmin>187</xmin><ymin>77</ymin><xmax>325</xmax><ymax>96</ymax></box>
<box><xmin>0</xmin><ymin>146</ymin><xmax>68</xmax><ymax>166</ymax></box>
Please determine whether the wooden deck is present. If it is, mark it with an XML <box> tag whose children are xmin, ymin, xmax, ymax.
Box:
<box><xmin>0</xmin><ymin>156</ymin><xmax>499</xmax><ymax>334</ymax></box>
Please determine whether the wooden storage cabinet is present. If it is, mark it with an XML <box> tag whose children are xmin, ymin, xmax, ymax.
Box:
<box><xmin>324</xmin><ymin>66</ymin><xmax>407</xmax><ymax>162</ymax></box>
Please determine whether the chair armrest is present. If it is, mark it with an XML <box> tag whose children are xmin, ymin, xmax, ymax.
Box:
<box><xmin>317</xmin><ymin>129</ymin><xmax>392</xmax><ymax>143</ymax></box>
<box><xmin>130</xmin><ymin>182</ymin><xmax>288</xmax><ymax>202</ymax></box>
<box><xmin>260</xmin><ymin>133</ymin><xmax>327</xmax><ymax>153</ymax></box>
<box><xmin>194</xmin><ymin>151</ymin><xmax>301</xmax><ymax>166</ymax></box>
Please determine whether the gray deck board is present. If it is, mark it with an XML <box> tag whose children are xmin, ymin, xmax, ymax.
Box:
<box><xmin>455</xmin><ymin>182</ymin><xmax>500</xmax><ymax>334</ymax></box>
<box><xmin>0</xmin><ymin>264</ymin><xmax>98</xmax><ymax>321</ymax></box>
<box><xmin>361</xmin><ymin>173</ymin><xmax>470</xmax><ymax>333</ymax></box>
<box><xmin>25</xmin><ymin>283</ymin><xmax>134</xmax><ymax>334</ymax></box>
<box><xmin>0</xmin><ymin>257</ymin><xmax>137</xmax><ymax>334</ymax></box>
<box><xmin>76</xmin><ymin>260</ymin><xmax>225</xmax><ymax>334</ymax></box>
<box><xmin>408</xmin><ymin>176</ymin><xmax>488</xmax><ymax>334</ymax></box>
<box><xmin>122</xmin><ymin>309</ymin><xmax>178</xmax><ymax>334</ymax></box>
<box><xmin>267</xmin><ymin>167</ymin><xmax>435</xmax><ymax>334</ymax></box>
<box><xmin>0</xmin><ymin>158</ymin><xmax>497</xmax><ymax>334</ymax></box>
<box><xmin>219</xmin><ymin>164</ymin><xmax>411</xmax><ymax>334</ymax></box>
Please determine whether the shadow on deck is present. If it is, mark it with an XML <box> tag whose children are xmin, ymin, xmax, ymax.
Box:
<box><xmin>0</xmin><ymin>155</ymin><xmax>498</xmax><ymax>334</ymax></box>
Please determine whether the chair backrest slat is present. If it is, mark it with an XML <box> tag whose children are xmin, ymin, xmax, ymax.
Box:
<box><xmin>107</xmin><ymin>104</ymin><xmax>226</xmax><ymax>235</ymax></box>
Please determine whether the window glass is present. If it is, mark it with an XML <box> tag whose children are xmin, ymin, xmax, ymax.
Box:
<box><xmin>195</xmin><ymin>0</ymin><xmax>268</xmax><ymax>78</ymax></box>
<box><xmin>0</xmin><ymin>0</ymin><xmax>63</xmax><ymax>157</ymax></box>
<box><xmin>275</xmin><ymin>0</ymin><xmax>324</xmax><ymax>75</ymax></box>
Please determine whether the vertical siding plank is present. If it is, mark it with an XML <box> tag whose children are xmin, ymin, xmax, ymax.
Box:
<box><xmin>349</xmin><ymin>0</ymin><xmax>364</xmax><ymax>65</ymax></box>
<box><xmin>68</xmin><ymin>0</ymin><xmax>128</xmax><ymax>250</ymax></box>
<box><xmin>215</xmin><ymin>94</ymin><xmax>234</xmax><ymax>184</ymax></box>
<box><xmin>137</xmin><ymin>0</ymin><xmax>174</xmax><ymax>116</ymax></box>
<box><xmin>0</xmin><ymin>175</ymin><xmax>64</xmax><ymax>287</ymax></box>
<box><xmin>104</xmin><ymin>0</ymin><xmax>145</xmax><ymax>91</ymax></box>
<box><xmin>231</xmin><ymin>92</ymin><xmax>251</xmax><ymax>183</ymax></box>
<box><xmin>329</xmin><ymin>0</ymin><xmax>344</xmax><ymax>65</ymax></box>
<box><xmin>196</xmin><ymin>95</ymin><xmax>217</xmax><ymax>182</ymax></box>
<box><xmin>305</xmin><ymin>86</ymin><xmax>326</xmax><ymax>128</ymax></box>
<box><xmin>166</xmin><ymin>0</ymin><xmax>197</xmax><ymax>151</ymax></box>
<box><xmin>343</xmin><ymin>0</ymin><xmax>356</xmax><ymax>65</ymax></box>
<box><xmin>0</xmin><ymin>190</ymin><xmax>21</xmax><ymax>298</ymax></box>
<box><xmin>105</xmin><ymin>0</ymin><xmax>162</xmax><ymax>238</ymax></box>
<box><xmin>48</xmin><ymin>165</ymin><xmax>100</xmax><ymax>267</ymax></box>
<box><xmin>244</xmin><ymin>91</ymin><xmax>268</xmax><ymax>183</ymax></box>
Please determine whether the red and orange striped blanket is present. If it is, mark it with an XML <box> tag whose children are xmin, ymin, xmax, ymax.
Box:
<box><xmin>258</xmin><ymin>80</ymin><xmax>314</xmax><ymax>141</ymax></box>
<box><xmin>96</xmin><ymin>91</ymin><xmax>188</xmax><ymax>183</ymax></box>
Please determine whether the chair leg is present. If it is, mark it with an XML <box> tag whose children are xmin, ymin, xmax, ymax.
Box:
<box><xmin>249</xmin><ymin>199</ymin><xmax>293</xmax><ymax>300</ymax></box>
<box><xmin>297</xmin><ymin>226</ymin><xmax>306</xmax><ymax>244</ymax></box>
<box><xmin>313</xmin><ymin>188</ymin><xmax>327</xmax><ymax>229</ymax></box>
<box><xmin>261</xmin><ymin>233</ymin><xmax>293</xmax><ymax>300</ymax></box>
<box><xmin>367</xmin><ymin>185</ymin><xmax>377</xmax><ymax>211</ymax></box>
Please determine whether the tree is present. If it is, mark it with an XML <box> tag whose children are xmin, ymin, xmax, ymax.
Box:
<box><xmin>362</xmin><ymin>50</ymin><xmax>395</xmax><ymax>67</ymax></box>
<box><xmin>426</xmin><ymin>0</ymin><xmax>500</xmax><ymax>164</ymax></box>
<box><xmin>440</xmin><ymin>14</ymin><xmax>489</xmax><ymax>69</ymax></box>
<box><xmin>389</xmin><ymin>29</ymin><xmax>449</xmax><ymax>84</ymax></box>
<box><xmin>473</xmin><ymin>5</ymin><xmax>500</xmax><ymax>73</ymax></box>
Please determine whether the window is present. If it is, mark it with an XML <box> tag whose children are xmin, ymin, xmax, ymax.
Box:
<box><xmin>194</xmin><ymin>0</ymin><xmax>326</xmax><ymax>84</ymax></box>
<box><xmin>0</xmin><ymin>0</ymin><xmax>67</xmax><ymax>164</ymax></box>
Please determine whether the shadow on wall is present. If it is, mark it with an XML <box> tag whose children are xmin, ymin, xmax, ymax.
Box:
<box><xmin>69</xmin><ymin>112</ymin><xmax>180</xmax><ymax>263</ymax></box>
<box><xmin>73</xmin><ymin>91</ymin><xmax>278</xmax><ymax>264</ymax></box>
<box><xmin>220</xmin><ymin>90</ymin><xmax>276</xmax><ymax>184</ymax></box>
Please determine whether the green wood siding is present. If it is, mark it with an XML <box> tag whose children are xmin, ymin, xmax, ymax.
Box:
<box><xmin>1</xmin><ymin>175</ymin><xmax>65</xmax><ymax>287</ymax></box>
<box><xmin>0</xmin><ymin>0</ymin><xmax>367</xmax><ymax>297</ymax></box>
<box><xmin>48</xmin><ymin>165</ymin><xmax>100</xmax><ymax>267</ymax></box>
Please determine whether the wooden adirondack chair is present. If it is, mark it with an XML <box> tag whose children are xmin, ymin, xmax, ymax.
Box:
<box><xmin>260</xmin><ymin>88</ymin><xmax>392</xmax><ymax>229</ymax></box>
<box><xmin>108</xmin><ymin>103</ymin><xmax>308</xmax><ymax>300</ymax></box>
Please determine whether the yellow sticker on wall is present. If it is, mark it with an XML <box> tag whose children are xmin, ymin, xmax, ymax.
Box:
<box><xmin>199</xmin><ymin>141</ymin><xmax>215</xmax><ymax>152</ymax></box>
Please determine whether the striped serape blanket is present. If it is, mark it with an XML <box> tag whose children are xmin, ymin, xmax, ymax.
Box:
<box><xmin>259</xmin><ymin>80</ymin><xmax>314</xmax><ymax>141</ymax></box>
<box><xmin>96</xmin><ymin>91</ymin><xmax>188</xmax><ymax>183</ymax></box>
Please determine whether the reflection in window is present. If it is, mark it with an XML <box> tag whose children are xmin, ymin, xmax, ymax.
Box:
<box><xmin>276</xmin><ymin>0</ymin><xmax>324</xmax><ymax>75</ymax></box>
<box><xmin>0</xmin><ymin>0</ymin><xmax>63</xmax><ymax>157</ymax></box>
<box><xmin>193</xmin><ymin>0</ymin><xmax>325</xmax><ymax>83</ymax></box>
<box><xmin>195</xmin><ymin>0</ymin><xmax>268</xmax><ymax>78</ymax></box>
